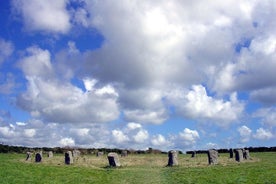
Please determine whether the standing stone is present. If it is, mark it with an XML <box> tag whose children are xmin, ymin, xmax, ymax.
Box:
<box><xmin>107</xmin><ymin>152</ymin><xmax>121</xmax><ymax>167</ymax></box>
<box><xmin>73</xmin><ymin>149</ymin><xmax>81</xmax><ymax>158</ymax></box>
<box><xmin>243</xmin><ymin>149</ymin><xmax>250</xmax><ymax>160</ymax></box>
<box><xmin>229</xmin><ymin>148</ymin><xmax>234</xmax><ymax>158</ymax></box>
<box><xmin>235</xmin><ymin>149</ymin><xmax>243</xmax><ymax>162</ymax></box>
<box><xmin>207</xmin><ymin>149</ymin><xmax>218</xmax><ymax>165</ymax></box>
<box><xmin>26</xmin><ymin>152</ymin><xmax>32</xmax><ymax>161</ymax></box>
<box><xmin>167</xmin><ymin>150</ymin><xmax>178</xmax><ymax>166</ymax></box>
<box><xmin>121</xmin><ymin>150</ymin><xmax>128</xmax><ymax>157</ymax></box>
<box><xmin>65</xmin><ymin>151</ymin><xmax>73</xmax><ymax>165</ymax></box>
<box><xmin>48</xmin><ymin>151</ymin><xmax>53</xmax><ymax>158</ymax></box>
<box><xmin>35</xmin><ymin>152</ymin><xmax>42</xmax><ymax>162</ymax></box>
<box><xmin>97</xmin><ymin>151</ymin><xmax>104</xmax><ymax>157</ymax></box>
<box><xmin>191</xmin><ymin>151</ymin><xmax>196</xmax><ymax>158</ymax></box>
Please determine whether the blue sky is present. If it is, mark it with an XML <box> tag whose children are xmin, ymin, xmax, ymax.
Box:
<box><xmin>0</xmin><ymin>0</ymin><xmax>275</xmax><ymax>151</ymax></box>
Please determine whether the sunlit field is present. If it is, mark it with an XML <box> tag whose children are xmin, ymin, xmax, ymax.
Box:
<box><xmin>0</xmin><ymin>152</ymin><xmax>275</xmax><ymax>183</ymax></box>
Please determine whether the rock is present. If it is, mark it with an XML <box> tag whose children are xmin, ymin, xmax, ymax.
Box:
<box><xmin>167</xmin><ymin>150</ymin><xmax>178</xmax><ymax>166</ymax></box>
<box><xmin>48</xmin><ymin>151</ymin><xmax>53</xmax><ymax>158</ymax></box>
<box><xmin>235</xmin><ymin>149</ymin><xmax>243</xmax><ymax>162</ymax></box>
<box><xmin>65</xmin><ymin>151</ymin><xmax>73</xmax><ymax>165</ymax></box>
<box><xmin>73</xmin><ymin>149</ymin><xmax>81</xmax><ymax>158</ymax></box>
<box><xmin>121</xmin><ymin>150</ymin><xmax>128</xmax><ymax>157</ymax></box>
<box><xmin>243</xmin><ymin>149</ymin><xmax>250</xmax><ymax>160</ymax></box>
<box><xmin>207</xmin><ymin>149</ymin><xmax>218</xmax><ymax>165</ymax></box>
<box><xmin>97</xmin><ymin>151</ymin><xmax>104</xmax><ymax>157</ymax></box>
<box><xmin>229</xmin><ymin>148</ymin><xmax>234</xmax><ymax>158</ymax></box>
<box><xmin>107</xmin><ymin>152</ymin><xmax>121</xmax><ymax>167</ymax></box>
<box><xmin>35</xmin><ymin>152</ymin><xmax>42</xmax><ymax>163</ymax></box>
<box><xmin>191</xmin><ymin>151</ymin><xmax>196</xmax><ymax>158</ymax></box>
<box><xmin>26</xmin><ymin>152</ymin><xmax>32</xmax><ymax>161</ymax></box>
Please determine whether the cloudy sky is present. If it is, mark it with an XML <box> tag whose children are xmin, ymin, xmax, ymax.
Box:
<box><xmin>0</xmin><ymin>0</ymin><xmax>275</xmax><ymax>151</ymax></box>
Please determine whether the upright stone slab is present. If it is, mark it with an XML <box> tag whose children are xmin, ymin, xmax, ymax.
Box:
<box><xmin>26</xmin><ymin>152</ymin><xmax>32</xmax><ymax>161</ymax></box>
<box><xmin>97</xmin><ymin>151</ymin><xmax>104</xmax><ymax>157</ymax></box>
<box><xmin>191</xmin><ymin>151</ymin><xmax>196</xmax><ymax>158</ymax></box>
<box><xmin>48</xmin><ymin>151</ymin><xmax>53</xmax><ymax>158</ymax></box>
<box><xmin>235</xmin><ymin>149</ymin><xmax>243</xmax><ymax>162</ymax></box>
<box><xmin>229</xmin><ymin>148</ymin><xmax>234</xmax><ymax>158</ymax></box>
<box><xmin>73</xmin><ymin>149</ymin><xmax>81</xmax><ymax>157</ymax></box>
<box><xmin>207</xmin><ymin>149</ymin><xmax>218</xmax><ymax>165</ymax></box>
<box><xmin>243</xmin><ymin>149</ymin><xmax>250</xmax><ymax>160</ymax></box>
<box><xmin>107</xmin><ymin>152</ymin><xmax>121</xmax><ymax>167</ymax></box>
<box><xmin>65</xmin><ymin>151</ymin><xmax>73</xmax><ymax>165</ymax></box>
<box><xmin>121</xmin><ymin>150</ymin><xmax>128</xmax><ymax>157</ymax></box>
<box><xmin>167</xmin><ymin>150</ymin><xmax>178</xmax><ymax>166</ymax></box>
<box><xmin>35</xmin><ymin>152</ymin><xmax>42</xmax><ymax>162</ymax></box>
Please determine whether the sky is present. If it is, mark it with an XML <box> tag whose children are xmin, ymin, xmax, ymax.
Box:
<box><xmin>0</xmin><ymin>0</ymin><xmax>275</xmax><ymax>152</ymax></box>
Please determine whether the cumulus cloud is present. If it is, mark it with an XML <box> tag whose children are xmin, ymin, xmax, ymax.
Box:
<box><xmin>16</xmin><ymin>46</ymin><xmax>120</xmax><ymax>124</ymax></box>
<box><xmin>253</xmin><ymin>107</ymin><xmax>276</xmax><ymax>127</ymax></box>
<box><xmin>253</xmin><ymin>128</ymin><xmax>273</xmax><ymax>140</ymax></box>
<box><xmin>238</xmin><ymin>125</ymin><xmax>252</xmax><ymax>143</ymax></box>
<box><xmin>12</xmin><ymin>0</ymin><xmax>71</xmax><ymax>33</ymax></box>
<box><xmin>0</xmin><ymin>38</ymin><xmax>13</xmax><ymax>65</ymax></box>
<box><xmin>167</xmin><ymin>85</ymin><xmax>244</xmax><ymax>127</ymax></box>
<box><xmin>178</xmin><ymin>128</ymin><xmax>200</xmax><ymax>147</ymax></box>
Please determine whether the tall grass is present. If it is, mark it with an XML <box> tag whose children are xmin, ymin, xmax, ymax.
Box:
<box><xmin>0</xmin><ymin>152</ymin><xmax>275</xmax><ymax>183</ymax></box>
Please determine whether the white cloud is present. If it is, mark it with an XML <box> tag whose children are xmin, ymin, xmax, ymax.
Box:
<box><xmin>112</xmin><ymin>130</ymin><xmax>129</xmax><ymax>144</ymax></box>
<box><xmin>12</xmin><ymin>0</ymin><xmax>71</xmax><ymax>33</ymax></box>
<box><xmin>238</xmin><ymin>125</ymin><xmax>252</xmax><ymax>143</ymax></box>
<box><xmin>0</xmin><ymin>38</ymin><xmax>13</xmax><ymax>65</ymax></box>
<box><xmin>253</xmin><ymin>107</ymin><xmax>276</xmax><ymax>127</ymax></box>
<box><xmin>253</xmin><ymin>128</ymin><xmax>273</xmax><ymax>140</ymax></box>
<box><xmin>59</xmin><ymin>137</ymin><xmax>75</xmax><ymax>147</ymax></box>
<box><xmin>24</xmin><ymin>129</ymin><xmax>36</xmax><ymax>138</ymax></box>
<box><xmin>178</xmin><ymin>128</ymin><xmax>200</xmax><ymax>146</ymax></box>
<box><xmin>151</xmin><ymin>134</ymin><xmax>169</xmax><ymax>147</ymax></box>
<box><xmin>127</xmin><ymin>122</ymin><xmax>142</xmax><ymax>130</ymax></box>
<box><xmin>16</xmin><ymin>47</ymin><xmax>120</xmax><ymax>124</ymax></box>
<box><xmin>167</xmin><ymin>85</ymin><xmax>244</xmax><ymax>127</ymax></box>
<box><xmin>133</xmin><ymin>129</ymin><xmax>149</xmax><ymax>143</ymax></box>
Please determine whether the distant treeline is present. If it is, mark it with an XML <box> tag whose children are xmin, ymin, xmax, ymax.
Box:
<box><xmin>186</xmin><ymin>146</ymin><xmax>276</xmax><ymax>154</ymax></box>
<box><xmin>0</xmin><ymin>144</ymin><xmax>275</xmax><ymax>154</ymax></box>
<box><xmin>0</xmin><ymin>144</ymin><xmax>169</xmax><ymax>154</ymax></box>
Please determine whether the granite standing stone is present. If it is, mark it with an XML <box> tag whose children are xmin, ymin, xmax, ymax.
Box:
<box><xmin>97</xmin><ymin>151</ymin><xmax>104</xmax><ymax>157</ymax></box>
<box><xmin>191</xmin><ymin>151</ymin><xmax>196</xmax><ymax>158</ymax></box>
<box><xmin>73</xmin><ymin>149</ymin><xmax>81</xmax><ymax>158</ymax></box>
<box><xmin>107</xmin><ymin>152</ymin><xmax>121</xmax><ymax>167</ymax></box>
<box><xmin>35</xmin><ymin>152</ymin><xmax>42</xmax><ymax>162</ymax></box>
<box><xmin>207</xmin><ymin>149</ymin><xmax>218</xmax><ymax>165</ymax></box>
<box><xmin>167</xmin><ymin>150</ymin><xmax>178</xmax><ymax>166</ymax></box>
<box><xmin>121</xmin><ymin>150</ymin><xmax>128</xmax><ymax>157</ymax></box>
<box><xmin>65</xmin><ymin>151</ymin><xmax>73</xmax><ymax>165</ymax></box>
<box><xmin>229</xmin><ymin>148</ymin><xmax>234</xmax><ymax>158</ymax></box>
<box><xmin>243</xmin><ymin>149</ymin><xmax>250</xmax><ymax>160</ymax></box>
<box><xmin>48</xmin><ymin>151</ymin><xmax>53</xmax><ymax>158</ymax></box>
<box><xmin>26</xmin><ymin>152</ymin><xmax>32</xmax><ymax>161</ymax></box>
<box><xmin>235</xmin><ymin>149</ymin><xmax>243</xmax><ymax>162</ymax></box>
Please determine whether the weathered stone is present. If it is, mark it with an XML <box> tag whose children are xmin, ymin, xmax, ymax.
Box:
<box><xmin>73</xmin><ymin>149</ymin><xmax>81</xmax><ymax>157</ymax></box>
<box><xmin>235</xmin><ymin>149</ymin><xmax>243</xmax><ymax>162</ymax></box>
<box><xmin>48</xmin><ymin>151</ymin><xmax>53</xmax><ymax>158</ymax></box>
<box><xmin>243</xmin><ymin>149</ymin><xmax>250</xmax><ymax>160</ymax></box>
<box><xmin>26</xmin><ymin>152</ymin><xmax>32</xmax><ymax>161</ymax></box>
<box><xmin>167</xmin><ymin>150</ymin><xmax>178</xmax><ymax>166</ymax></box>
<box><xmin>35</xmin><ymin>152</ymin><xmax>42</xmax><ymax>162</ymax></box>
<box><xmin>65</xmin><ymin>151</ymin><xmax>73</xmax><ymax>165</ymax></box>
<box><xmin>229</xmin><ymin>148</ymin><xmax>234</xmax><ymax>158</ymax></box>
<box><xmin>107</xmin><ymin>152</ymin><xmax>121</xmax><ymax>167</ymax></box>
<box><xmin>121</xmin><ymin>150</ymin><xmax>128</xmax><ymax>157</ymax></box>
<box><xmin>207</xmin><ymin>149</ymin><xmax>218</xmax><ymax>165</ymax></box>
<box><xmin>97</xmin><ymin>151</ymin><xmax>104</xmax><ymax>157</ymax></box>
<box><xmin>191</xmin><ymin>151</ymin><xmax>196</xmax><ymax>158</ymax></box>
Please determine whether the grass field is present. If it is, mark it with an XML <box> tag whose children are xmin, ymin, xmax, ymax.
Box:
<box><xmin>0</xmin><ymin>152</ymin><xmax>275</xmax><ymax>184</ymax></box>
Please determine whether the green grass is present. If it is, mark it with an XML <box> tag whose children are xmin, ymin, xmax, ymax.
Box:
<box><xmin>0</xmin><ymin>152</ymin><xmax>275</xmax><ymax>184</ymax></box>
